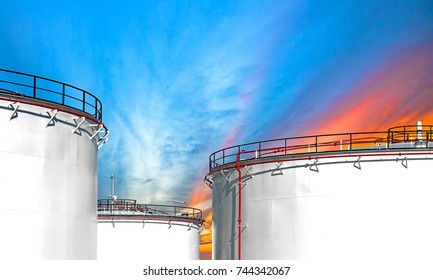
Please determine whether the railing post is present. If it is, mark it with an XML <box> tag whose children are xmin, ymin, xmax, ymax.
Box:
<box><xmin>99</xmin><ymin>102</ymin><xmax>102</xmax><ymax>121</ymax></box>
<box><xmin>284</xmin><ymin>139</ymin><xmax>287</xmax><ymax>155</ymax></box>
<box><xmin>223</xmin><ymin>149</ymin><xmax>225</xmax><ymax>165</ymax></box>
<box><xmin>82</xmin><ymin>91</ymin><xmax>86</xmax><ymax>112</ymax></box>
<box><xmin>349</xmin><ymin>134</ymin><xmax>352</xmax><ymax>150</ymax></box>
<box><xmin>315</xmin><ymin>136</ymin><xmax>318</xmax><ymax>153</ymax></box>
<box><xmin>258</xmin><ymin>142</ymin><xmax>261</xmax><ymax>158</ymax></box>
<box><xmin>94</xmin><ymin>98</ymin><xmax>98</xmax><ymax>119</ymax></box>
<box><xmin>33</xmin><ymin>76</ymin><xmax>37</xmax><ymax>98</ymax></box>
<box><xmin>62</xmin><ymin>84</ymin><xmax>65</xmax><ymax>105</ymax></box>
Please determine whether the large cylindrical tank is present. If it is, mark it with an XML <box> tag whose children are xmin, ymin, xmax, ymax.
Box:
<box><xmin>0</xmin><ymin>69</ymin><xmax>108</xmax><ymax>259</ymax></box>
<box><xmin>97</xmin><ymin>199</ymin><xmax>204</xmax><ymax>260</ymax></box>
<box><xmin>209</xmin><ymin>125</ymin><xmax>433</xmax><ymax>259</ymax></box>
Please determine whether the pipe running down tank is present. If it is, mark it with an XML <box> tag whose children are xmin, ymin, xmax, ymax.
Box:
<box><xmin>208</xmin><ymin>122</ymin><xmax>433</xmax><ymax>260</ymax></box>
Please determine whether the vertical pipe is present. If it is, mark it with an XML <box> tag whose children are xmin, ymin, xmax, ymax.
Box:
<box><xmin>111</xmin><ymin>174</ymin><xmax>115</xmax><ymax>199</ymax></box>
<box><xmin>235</xmin><ymin>151</ymin><xmax>242</xmax><ymax>260</ymax></box>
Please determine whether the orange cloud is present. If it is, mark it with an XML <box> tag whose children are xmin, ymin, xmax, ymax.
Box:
<box><xmin>307</xmin><ymin>42</ymin><xmax>433</xmax><ymax>134</ymax></box>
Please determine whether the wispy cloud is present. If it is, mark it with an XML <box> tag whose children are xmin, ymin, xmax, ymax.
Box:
<box><xmin>97</xmin><ymin>2</ymin><xmax>289</xmax><ymax>202</ymax></box>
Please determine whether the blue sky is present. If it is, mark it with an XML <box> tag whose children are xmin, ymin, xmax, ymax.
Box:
<box><xmin>1</xmin><ymin>0</ymin><xmax>433</xmax><ymax>207</ymax></box>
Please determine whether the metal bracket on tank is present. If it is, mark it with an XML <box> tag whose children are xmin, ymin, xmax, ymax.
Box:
<box><xmin>271</xmin><ymin>162</ymin><xmax>284</xmax><ymax>176</ymax></box>
<box><xmin>234</xmin><ymin>224</ymin><xmax>248</xmax><ymax>241</ymax></box>
<box><xmin>72</xmin><ymin>116</ymin><xmax>86</xmax><ymax>133</ymax></box>
<box><xmin>168</xmin><ymin>221</ymin><xmax>172</xmax><ymax>229</ymax></box>
<box><xmin>400</xmin><ymin>157</ymin><xmax>408</xmax><ymax>168</ymax></box>
<box><xmin>9</xmin><ymin>102</ymin><xmax>19</xmax><ymax>119</ymax></box>
<box><xmin>46</xmin><ymin>109</ymin><xmax>58</xmax><ymax>127</ymax></box>
<box><xmin>97</xmin><ymin>130</ymin><xmax>110</xmax><ymax>147</ymax></box>
<box><xmin>187</xmin><ymin>223</ymin><xmax>192</xmax><ymax>231</ymax></box>
<box><xmin>244</xmin><ymin>166</ymin><xmax>254</xmax><ymax>178</ymax></box>
<box><xmin>309</xmin><ymin>159</ymin><xmax>319</xmax><ymax>172</ymax></box>
<box><xmin>221</xmin><ymin>170</ymin><xmax>231</xmax><ymax>182</ymax></box>
<box><xmin>90</xmin><ymin>124</ymin><xmax>104</xmax><ymax>140</ymax></box>
<box><xmin>353</xmin><ymin>156</ymin><xmax>362</xmax><ymax>170</ymax></box>
<box><xmin>142</xmin><ymin>220</ymin><xmax>146</xmax><ymax>228</ymax></box>
<box><xmin>204</xmin><ymin>174</ymin><xmax>213</xmax><ymax>188</ymax></box>
<box><xmin>199</xmin><ymin>224</ymin><xmax>205</xmax><ymax>233</ymax></box>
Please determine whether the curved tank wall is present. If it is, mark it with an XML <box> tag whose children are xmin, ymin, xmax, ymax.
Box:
<box><xmin>210</xmin><ymin>126</ymin><xmax>433</xmax><ymax>260</ymax></box>
<box><xmin>97</xmin><ymin>200</ymin><xmax>204</xmax><ymax>260</ymax></box>
<box><xmin>0</xmin><ymin>96</ymin><xmax>103</xmax><ymax>259</ymax></box>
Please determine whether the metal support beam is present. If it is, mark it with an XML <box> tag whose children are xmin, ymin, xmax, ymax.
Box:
<box><xmin>353</xmin><ymin>156</ymin><xmax>362</xmax><ymax>170</ymax></box>
<box><xmin>72</xmin><ymin>116</ymin><xmax>86</xmax><ymax>133</ymax></box>
<box><xmin>90</xmin><ymin>124</ymin><xmax>103</xmax><ymax>140</ymax></box>
<box><xmin>244</xmin><ymin>166</ymin><xmax>254</xmax><ymax>178</ymax></box>
<box><xmin>271</xmin><ymin>162</ymin><xmax>284</xmax><ymax>176</ymax></box>
<box><xmin>46</xmin><ymin>109</ymin><xmax>58</xmax><ymax>126</ymax></box>
<box><xmin>9</xmin><ymin>102</ymin><xmax>19</xmax><ymax>119</ymax></box>
<box><xmin>309</xmin><ymin>159</ymin><xmax>319</xmax><ymax>172</ymax></box>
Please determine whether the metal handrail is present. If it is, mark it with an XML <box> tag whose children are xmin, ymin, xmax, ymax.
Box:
<box><xmin>97</xmin><ymin>199</ymin><xmax>203</xmax><ymax>220</ymax></box>
<box><xmin>0</xmin><ymin>68</ymin><xmax>103</xmax><ymax>121</ymax></box>
<box><xmin>209</xmin><ymin>125</ymin><xmax>433</xmax><ymax>171</ymax></box>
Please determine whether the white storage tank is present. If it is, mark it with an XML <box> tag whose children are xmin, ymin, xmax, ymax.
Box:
<box><xmin>208</xmin><ymin>123</ymin><xmax>433</xmax><ymax>259</ymax></box>
<box><xmin>97</xmin><ymin>199</ymin><xmax>204</xmax><ymax>260</ymax></box>
<box><xmin>0</xmin><ymin>69</ymin><xmax>108</xmax><ymax>259</ymax></box>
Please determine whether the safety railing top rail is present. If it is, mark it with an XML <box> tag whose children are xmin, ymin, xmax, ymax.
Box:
<box><xmin>97</xmin><ymin>199</ymin><xmax>203</xmax><ymax>220</ymax></box>
<box><xmin>0</xmin><ymin>68</ymin><xmax>103</xmax><ymax>121</ymax></box>
<box><xmin>209</xmin><ymin>125</ymin><xmax>433</xmax><ymax>171</ymax></box>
